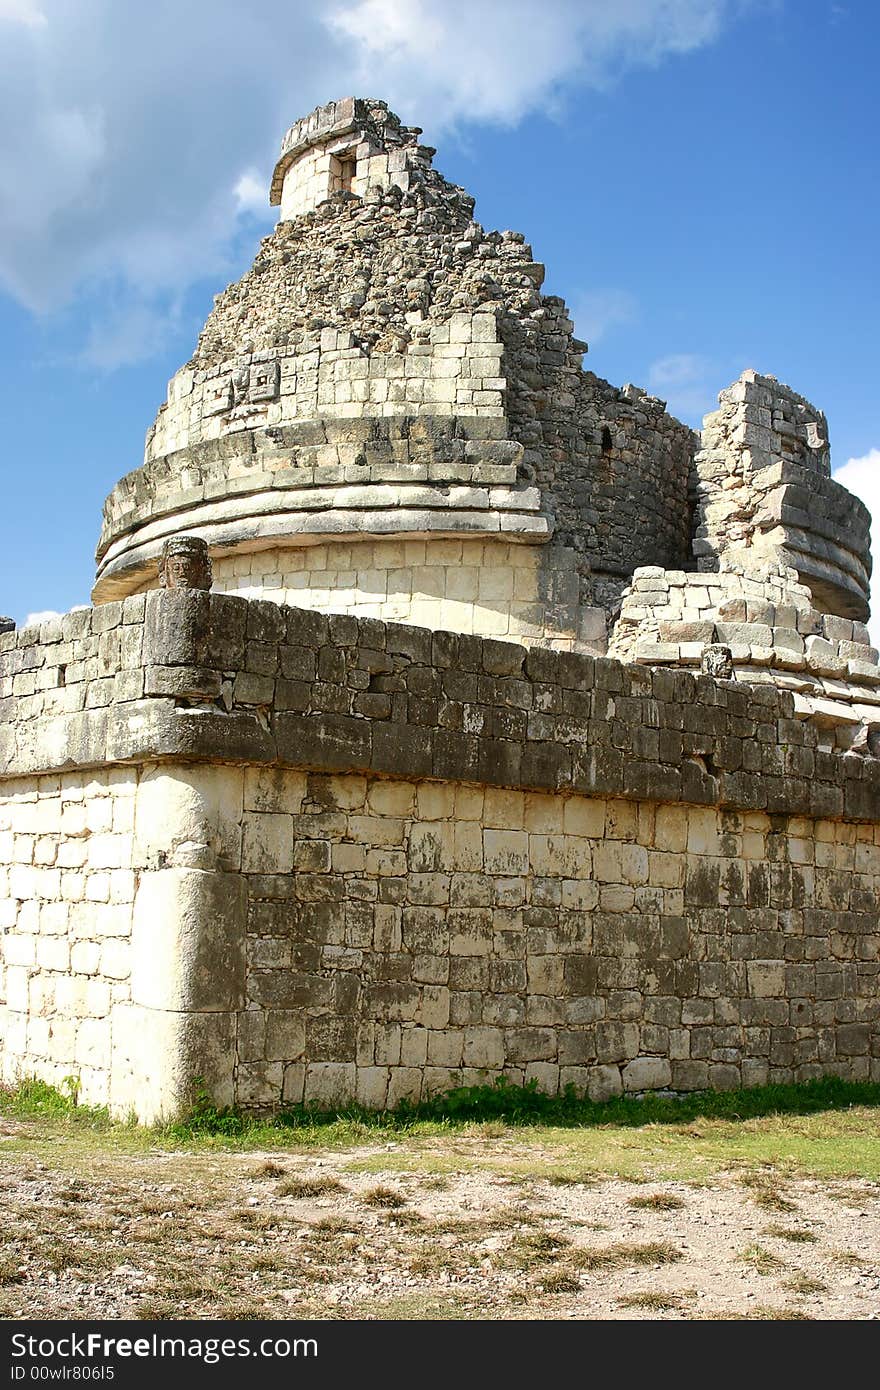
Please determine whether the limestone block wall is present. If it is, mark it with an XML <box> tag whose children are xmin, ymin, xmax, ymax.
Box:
<box><xmin>0</xmin><ymin>770</ymin><xmax>138</xmax><ymax>1107</ymax></box>
<box><xmin>270</xmin><ymin>97</ymin><xmax>434</xmax><ymax>220</ymax></box>
<box><xmin>209</xmin><ymin>538</ymin><xmax>606</xmax><ymax>652</ymax></box>
<box><xmin>692</xmin><ymin>371</ymin><xmax>871</xmax><ymax>619</ymax></box>
<box><xmin>2</xmin><ymin>590</ymin><xmax>879</xmax><ymax>1119</ymax></box>
<box><xmin>276</xmin><ymin>122</ymin><xmax>423</xmax><ymax>221</ymax></box>
<box><xmin>609</xmin><ymin>562</ymin><xmax>880</xmax><ymax>746</ymax></box>
<box><xmin>231</xmin><ymin>769</ymin><xmax>880</xmax><ymax>1108</ymax></box>
<box><xmin>0</xmin><ymin>597</ymin><xmax>148</xmax><ymax>758</ymax></box>
<box><xmin>100</xmin><ymin>415</ymin><xmax>522</xmax><ymax>564</ymax></box>
<box><xmin>0</xmin><ymin>764</ymin><xmax>246</xmax><ymax>1120</ymax></box>
<box><xmin>279</xmin><ymin>142</ymin><xmax>359</xmax><ymax>221</ymax></box>
<box><xmin>144</xmin><ymin>315</ymin><xmax>506</xmax><ymax>465</ymax></box>
<box><xmin>94</xmin><ymin>412</ymin><xmax>560</xmax><ymax>607</ymax></box>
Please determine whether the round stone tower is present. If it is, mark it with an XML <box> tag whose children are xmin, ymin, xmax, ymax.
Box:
<box><xmin>92</xmin><ymin>98</ymin><xmax>700</xmax><ymax>650</ymax></box>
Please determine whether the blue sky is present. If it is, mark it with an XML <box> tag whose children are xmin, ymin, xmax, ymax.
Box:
<box><xmin>1</xmin><ymin>0</ymin><xmax>877</xmax><ymax>635</ymax></box>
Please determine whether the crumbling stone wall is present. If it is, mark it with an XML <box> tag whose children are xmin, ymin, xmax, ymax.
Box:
<box><xmin>692</xmin><ymin>371</ymin><xmax>871</xmax><ymax>619</ymax></box>
<box><xmin>500</xmin><ymin>318</ymin><xmax>696</xmax><ymax>591</ymax></box>
<box><xmin>609</xmin><ymin>563</ymin><xmax>880</xmax><ymax>747</ymax></box>
<box><xmin>233</xmin><ymin>768</ymin><xmax>880</xmax><ymax>1108</ymax></box>
<box><xmin>96</xmin><ymin>102</ymin><xmax>696</xmax><ymax>618</ymax></box>
<box><xmin>271</xmin><ymin>98</ymin><xmax>454</xmax><ymax>223</ymax></box>
<box><xmin>2</xmin><ymin>591</ymin><xmax>879</xmax><ymax>1119</ymax></box>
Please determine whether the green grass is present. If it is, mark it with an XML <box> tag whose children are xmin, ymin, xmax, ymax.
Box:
<box><xmin>3</xmin><ymin>1075</ymin><xmax>880</xmax><ymax>1185</ymax></box>
<box><xmin>164</xmin><ymin>1074</ymin><xmax>880</xmax><ymax>1141</ymax></box>
<box><xmin>739</xmin><ymin>1244</ymin><xmax>787</xmax><ymax>1274</ymax></box>
<box><xmin>1</xmin><ymin>1077</ymin><xmax>106</xmax><ymax>1123</ymax></box>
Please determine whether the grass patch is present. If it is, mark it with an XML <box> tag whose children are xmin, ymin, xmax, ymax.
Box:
<box><xmin>701</xmin><ymin>1306</ymin><xmax>811</xmax><ymax>1321</ymax></box>
<box><xmin>406</xmin><ymin>1248</ymin><xmax>470</xmax><ymax>1277</ymax></box>
<box><xmin>5</xmin><ymin>1076</ymin><xmax>880</xmax><ymax>1188</ymax></box>
<box><xmin>540</xmin><ymin>1271</ymin><xmax>581</xmax><ymax>1294</ymax></box>
<box><xmin>830</xmin><ymin>1249</ymin><xmax>867</xmax><ymax>1267</ymax></box>
<box><xmin>361</xmin><ymin>1184</ymin><xmax>406</xmax><ymax>1209</ymax></box>
<box><xmin>0</xmin><ymin>1260</ymin><xmax>25</xmax><ymax>1287</ymax></box>
<box><xmin>343</xmin><ymin>1294</ymin><xmax>472</xmax><ymax>1320</ymax></box>
<box><xmin>253</xmin><ymin>1161</ymin><xmax>287</xmax><ymax>1178</ymax></box>
<box><xmin>312</xmin><ymin>1215</ymin><xmax>359</xmax><ymax>1234</ymax></box>
<box><xmin>738</xmin><ymin>1173</ymin><xmax>798</xmax><ymax>1212</ymax></box>
<box><xmin>384</xmin><ymin>1209</ymin><xmax>425</xmax><ymax>1227</ymax></box>
<box><xmin>739</xmin><ymin>1244</ymin><xmax>786</xmax><ymax>1274</ymax></box>
<box><xmin>133</xmin><ymin>1299</ymin><xmax>179</xmax><ymax>1321</ymax></box>
<box><xmin>762</xmin><ymin>1225</ymin><xmax>818</xmax><ymax>1244</ymax></box>
<box><xmin>516</xmin><ymin>1231</ymin><xmax>571</xmax><ymax>1257</ymax></box>
<box><xmin>158</xmin><ymin>1075</ymin><xmax>880</xmax><ymax>1140</ymax></box>
<box><xmin>785</xmin><ymin>1275</ymin><xmax>827</xmax><ymax>1295</ymax></box>
<box><xmin>618</xmin><ymin>1292</ymin><xmax>686</xmax><ymax>1311</ymax></box>
<box><xmin>569</xmin><ymin>1241</ymin><xmax>681</xmax><ymax>1271</ymax></box>
<box><xmin>627</xmin><ymin>1192</ymin><xmax>686</xmax><ymax>1211</ymax></box>
<box><xmin>6</xmin><ymin>1074</ymin><xmax>880</xmax><ymax>1146</ymax></box>
<box><xmin>276</xmin><ymin>1175</ymin><xmax>345</xmax><ymax>1199</ymax></box>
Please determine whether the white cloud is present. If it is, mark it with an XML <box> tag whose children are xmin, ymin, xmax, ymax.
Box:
<box><xmin>647</xmin><ymin>352</ymin><xmax>717</xmax><ymax>423</ymax></box>
<box><xmin>0</xmin><ymin>0</ymin><xmax>47</xmax><ymax>28</ymax></box>
<box><xmin>23</xmin><ymin>609</ymin><xmax>63</xmax><ymax>628</ymax></box>
<box><xmin>569</xmin><ymin>288</ymin><xmax>638</xmax><ymax>347</ymax></box>
<box><xmin>0</xmin><ymin>1</ymin><xmax>742</xmax><ymax>364</ymax></box>
<box><xmin>234</xmin><ymin>171</ymin><xmax>269</xmax><ymax>216</ymax></box>
<box><xmin>330</xmin><ymin>0</ymin><xmax>730</xmax><ymax>123</ymax></box>
<box><xmin>833</xmin><ymin>448</ymin><xmax>880</xmax><ymax>646</ymax></box>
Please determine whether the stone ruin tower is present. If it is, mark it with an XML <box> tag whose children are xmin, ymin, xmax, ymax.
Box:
<box><xmin>2</xmin><ymin>99</ymin><xmax>879</xmax><ymax>1120</ymax></box>
<box><xmin>94</xmin><ymin>96</ymin><xmax>695</xmax><ymax>650</ymax></box>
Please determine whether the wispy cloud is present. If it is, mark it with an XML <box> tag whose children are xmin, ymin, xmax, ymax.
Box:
<box><xmin>23</xmin><ymin>609</ymin><xmax>63</xmax><ymax>628</ymax></box>
<box><xmin>0</xmin><ymin>0</ymin><xmax>47</xmax><ymax>28</ymax></box>
<box><xmin>833</xmin><ymin>448</ymin><xmax>880</xmax><ymax>646</ymax></box>
<box><xmin>329</xmin><ymin>0</ymin><xmax>730</xmax><ymax>123</ymax></box>
<box><xmin>569</xmin><ymin>288</ymin><xmax>638</xmax><ymax>347</ymax></box>
<box><xmin>234</xmin><ymin>170</ymin><xmax>270</xmax><ymax>216</ymax></box>
<box><xmin>647</xmin><ymin>352</ymin><xmax>717</xmax><ymax>423</ymax></box>
<box><xmin>0</xmin><ymin>1</ymin><xmax>743</xmax><ymax>364</ymax></box>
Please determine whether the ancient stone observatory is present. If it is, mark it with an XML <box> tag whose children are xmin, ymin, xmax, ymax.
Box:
<box><xmin>2</xmin><ymin>98</ymin><xmax>879</xmax><ymax>1122</ymax></box>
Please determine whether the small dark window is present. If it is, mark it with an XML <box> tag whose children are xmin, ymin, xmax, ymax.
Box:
<box><xmin>338</xmin><ymin>157</ymin><xmax>356</xmax><ymax>194</ymax></box>
<box><xmin>601</xmin><ymin>426</ymin><xmax>613</xmax><ymax>455</ymax></box>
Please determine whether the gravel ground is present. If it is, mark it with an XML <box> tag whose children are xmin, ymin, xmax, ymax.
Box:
<box><xmin>1</xmin><ymin>1122</ymin><xmax>878</xmax><ymax>1321</ymax></box>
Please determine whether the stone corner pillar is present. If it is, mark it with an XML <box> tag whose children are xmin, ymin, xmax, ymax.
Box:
<box><xmin>109</xmin><ymin>765</ymin><xmax>246</xmax><ymax>1123</ymax></box>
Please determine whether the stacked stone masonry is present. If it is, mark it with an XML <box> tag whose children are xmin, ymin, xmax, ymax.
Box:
<box><xmin>2</xmin><ymin>591</ymin><xmax>879</xmax><ymax>1118</ymax></box>
<box><xmin>3</xmin><ymin>97</ymin><xmax>878</xmax><ymax>1120</ymax></box>
<box><xmin>610</xmin><ymin>562</ymin><xmax>880</xmax><ymax>748</ymax></box>
<box><xmin>692</xmin><ymin>371</ymin><xmax>871</xmax><ymax>620</ymax></box>
<box><xmin>0</xmin><ymin>769</ymin><xmax>139</xmax><ymax>1108</ymax></box>
<box><xmin>237</xmin><ymin>769</ymin><xmax>879</xmax><ymax>1109</ymax></box>
<box><xmin>93</xmin><ymin>98</ymin><xmax>698</xmax><ymax>629</ymax></box>
<box><xmin>208</xmin><ymin>538</ymin><xmax>606</xmax><ymax>652</ymax></box>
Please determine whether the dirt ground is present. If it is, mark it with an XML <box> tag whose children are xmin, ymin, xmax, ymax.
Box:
<box><xmin>1</xmin><ymin>1114</ymin><xmax>879</xmax><ymax>1321</ymax></box>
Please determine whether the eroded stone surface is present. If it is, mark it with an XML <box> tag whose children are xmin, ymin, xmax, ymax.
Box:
<box><xmin>2</xmin><ymin>591</ymin><xmax>879</xmax><ymax>1118</ymax></box>
<box><xmin>3</xmin><ymin>98</ymin><xmax>878</xmax><ymax>1120</ymax></box>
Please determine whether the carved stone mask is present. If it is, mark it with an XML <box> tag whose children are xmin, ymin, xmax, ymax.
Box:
<box><xmin>701</xmin><ymin>643</ymin><xmax>734</xmax><ymax>681</ymax></box>
<box><xmin>158</xmin><ymin>536</ymin><xmax>212</xmax><ymax>591</ymax></box>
